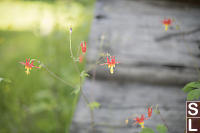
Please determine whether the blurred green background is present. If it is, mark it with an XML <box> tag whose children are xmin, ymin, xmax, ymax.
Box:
<box><xmin>0</xmin><ymin>0</ymin><xmax>94</xmax><ymax>132</ymax></box>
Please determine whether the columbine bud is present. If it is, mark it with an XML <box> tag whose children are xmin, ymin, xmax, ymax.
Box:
<box><xmin>70</xmin><ymin>27</ymin><xmax>72</xmax><ymax>34</ymax></box>
<box><xmin>81</xmin><ymin>41</ymin><xmax>87</xmax><ymax>54</ymax></box>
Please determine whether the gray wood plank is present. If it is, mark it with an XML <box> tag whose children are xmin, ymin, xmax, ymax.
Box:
<box><xmin>87</xmin><ymin>0</ymin><xmax>200</xmax><ymax>84</ymax></box>
<box><xmin>71</xmin><ymin>80</ymin><xmax>186</xmax><ymax>133</ymax></box>
<box><xmin>70</xmin><ymin>0</ymin><xmax>198</xmax><ymax>132</ymax></box>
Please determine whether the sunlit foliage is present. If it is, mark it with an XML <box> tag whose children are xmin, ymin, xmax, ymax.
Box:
<box><xmin>0</xmin><ymin>0</ymin><xmax>94</xmax><ymax>132</ymax></box>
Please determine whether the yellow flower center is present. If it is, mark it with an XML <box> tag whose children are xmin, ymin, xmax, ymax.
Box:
<box><xmin>164</xmin><ymin>24</ymin><xmax>168</xmax><ymax>31</ymax></box>
<box><xmin>139</xmin><ymin>122</ymin><xmax>144</xmax><ymax>128</ymax></box>
<box><xmin>125</xmin><ymin>119</ymin><xmax>129</xmax><ymax>124</ymax></box>
<box><xmin>110</xmin><ymin>66</ymin><xmax>114</xmax><ymax>74</ymax></box>
<box><xmin>25</xmin><ymin>68</ymin><xmax>30</xmax><ymax>75</ymax></box>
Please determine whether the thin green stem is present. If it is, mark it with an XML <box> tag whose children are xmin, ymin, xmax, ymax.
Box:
<box><xmin>94</xmin><ymin>123</ymin><xmax>124</xmax><ymax>128</ymax></box>
<box><xmin>186</xmin><ymin>44</ymin><xmax>200</xmax><ymax>80</ymax></box>
<box><xmin>85</xmin><ymin>57</ymin><xmax>104</xmax><ymax>72</ymax></box>
<box><xmin>69</xmin><ymin>32</ymin><xmax>80</xmax><ymax>75</ymax></box>
<box><xmin>156</xmin><ymin>106</ymin><xmax>169</xmax><ymax>131</ymax></box>
<box><xmin>181</xmin><ymin>30</ymin><xmax>200</xmax><ymax>80</ymax></box>
<box><xmin>85</xmin><ymin>34</ymin><xmax>105</xmax><ymax>72</ymax></box>
<box><xmin>42</xmin><ymin>64</ymin><xmax>75</xmax><ymax>89</ymax></box>
<box><xmin>69</xmin><ymin>30</ymin><xmax>95</xmax><ymax>132</ymax></box>
<box><xmin>80</xmin><ymin>77</ymin><xmax>95</xmax><ymax>132</ymax></box>
<box><xmin>69</xmin><ymin>33</ymin><xmax>74</xmax><ymax>58</ymax></box>
<box><xmin>82</xmin><ymin>90</ymin><xmax>95</xmax><ymax>132</ymax></box>
<box><xmin>159</xmin><ymin>113</ymin><xmax>169</xmax><ymax>130</ymax></box>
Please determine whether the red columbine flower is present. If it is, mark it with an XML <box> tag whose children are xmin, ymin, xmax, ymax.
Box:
<box><xmin>81</xmin><ymin>41</ymin><xmax>87</xmax><ymax>54</ymax></box>
<box><xmin>148</xmin><ymin>107</ymin><xmax>152</xmax><ymax>118</ymax></box>
<box><xmin>134</xmin><ymin>114</ymin><xmax>146</xmax><ymax>128</ymax></box>
<box><xmin>79</xmin><ymin>54</ymin><xmax>83</xmax><ymax>63</ymax></box>
<box><xmin>20</xmin><ymin>58</ymin><xmax>39</xmax><ymax>75</ymax></box>
<box><xmin>162</xmin><ymin>18</ymin><xmax>172</xmax><ymax>31</ymax></box>
<box><xmin>79</xmin><ymin>41</ymin><xmax>87</xmax><ymax>63</ymax></box>
<box><xmin>129</xmin><ymin>107</ymin><xmax>153</xmax><ymax>128</ymax></box>
<box><xmin>100</xmin><ymin>56</ymin><xmax>120</xmax><ymax>74</ymax></box>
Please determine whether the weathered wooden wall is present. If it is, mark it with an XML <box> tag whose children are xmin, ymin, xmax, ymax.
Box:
<box><xmin>71</xmin><ymin>0</ymin><xmax>200</xmax><ymax>132</ymax></box>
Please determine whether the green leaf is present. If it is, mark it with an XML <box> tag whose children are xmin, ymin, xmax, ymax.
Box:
<box><xmin>4</xmin><ymin>78</ymin><xmax>11</xmax><ymax>84</ymax></box>
<box><xmin>88</xmin><ymin>101</ymin><xmax>101</xmax><ymax>110</ymax></box>
<box><xmin>73</xmin><ymin>57</ymin><xmax>79</xmax><ymax>62</ymax></box>
<box><xmin>156</xmin><ymin>124</ymin><xmax>167</xmax><ymax>133</ymax></box>
<box><xmin>80</xmin><ymin>71</ymin><xmax>89</xmax><ymax>78</ymax></box>
<box><xmin>140</xmin><ymin>128</ymin><xmax>155</xmax><ymax>133</ymax></box>
<box><xmin>71</xmin><ymin>87</ymin><xmax>80</xmax><ymax>95</ymax></box>
<box><xmin>35</xmin><ymin>90</ymin><xmax>53</xmax><ymax>100</ymax></box>
<box><xmin>29</xmin><ymin>102</ymin><xmax>55</xmax><ymax>114</ymax></box>
<box><xmin>0</xmin><ymin>77</ymin><xmax>11</xmax><ymax>84</ymax></box>
<box><xmin>0</xmin><ymin>77</ymin><xmax>3</xmax><ymax>82</ymax></box>
<box><xmin>182</xmin><ymin>82</ymin><xmax>200</xmax><ymax>93</ymax></box>
<box><xmin>187</xmin><ymin>89</ymin><xmax>200</xmax><ymax>100</ymax></box>
<box><xmin>154</xmin><ymin>104</ymin><xmax>160</xmax><ymax>114</ymax></box>
<box><xmin>38</xmin><ymin>64</ymin><xmax>43</xmax><ymax>69</ymax></box>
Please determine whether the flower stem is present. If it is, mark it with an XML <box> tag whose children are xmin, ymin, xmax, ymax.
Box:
<box><xmin>80</xmin><ymin>77</ymin><xmax>95</xmax><ymax>132</ymax></box>
<box><xmin>156</xmin><ymin>106</ymin><xmax>169</xmax><ymax>131</ymax></box>
<box><xmin>42</xmin><ymin>64</ymin><xmax>75</xmax><ymax>89</ymax></box>
<box><xmin>159</xmin><ymin>113</ymin><xmax>169</xmax><ymax>130</ymax></box>
<box><xmin>69</xmin><ymin>30</ymin><xmax>95</xmax><ymax>132</ymax></box>
<box><xmin>69</xmin><ymin>33</ymin><xmax>74</xmax><ymax>58</ymax></box>
<box><xmin>69</xmin><ymin>32</ymin><xmax>80</xmax><ymax>75</ymax></box>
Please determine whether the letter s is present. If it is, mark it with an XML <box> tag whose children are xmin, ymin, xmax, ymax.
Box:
<box><xmin>188</xmin><ymin>103</ymin><xmax>198</xmax><ymax>116</ymax></box>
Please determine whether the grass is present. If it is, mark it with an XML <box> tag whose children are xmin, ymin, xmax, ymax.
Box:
<box><xmin>0</xmin><ymin>0</ymin><xmax>94</xmax><ymax>133</ymax></box>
